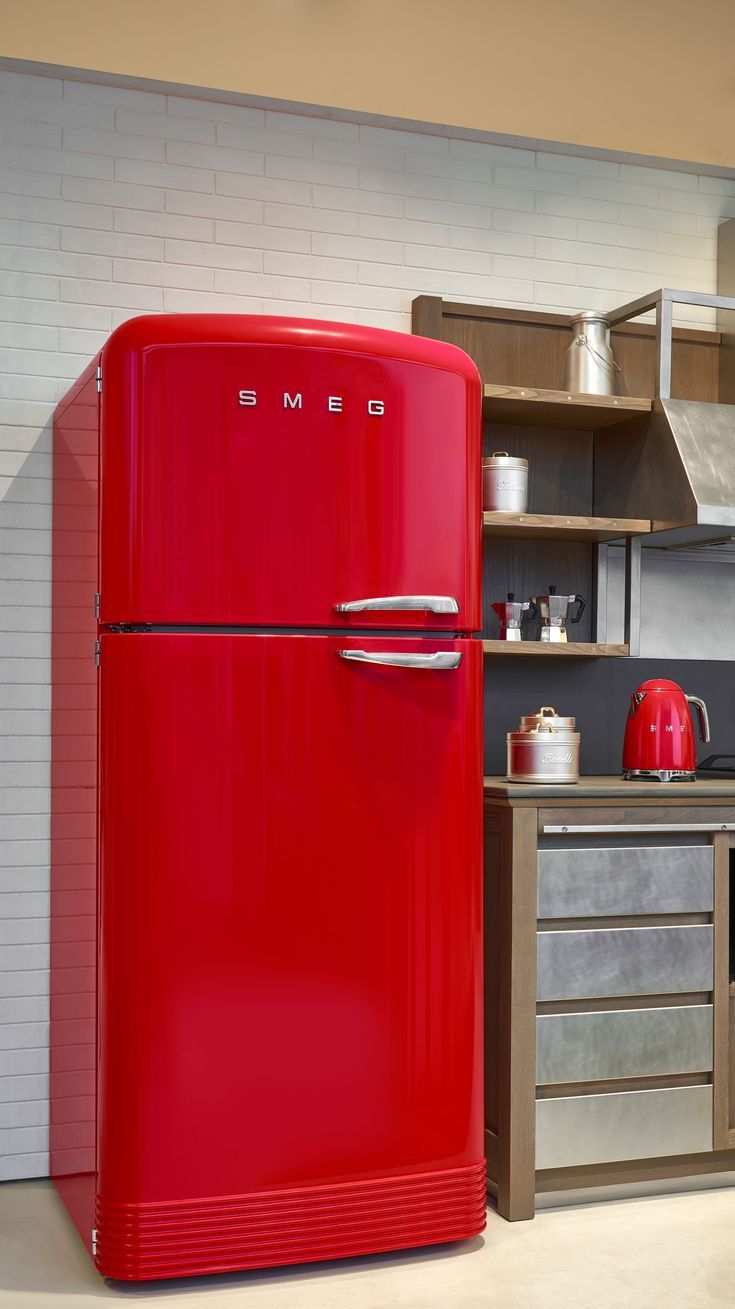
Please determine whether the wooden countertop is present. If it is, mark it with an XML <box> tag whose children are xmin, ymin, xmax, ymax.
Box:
<box><xmin>484</xmin><ymin>774</ymin><xmax>735</xmax><ymax>800</ymax></box>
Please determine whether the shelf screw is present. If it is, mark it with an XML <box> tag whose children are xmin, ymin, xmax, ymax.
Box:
<box><xmin>566</xmin><ymin>394</ymin><xmax>572</xmax><ymax>400</ymax></box>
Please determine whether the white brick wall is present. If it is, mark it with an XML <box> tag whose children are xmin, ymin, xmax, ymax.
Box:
<box><xmin>2</xmin><ymin>65</ymin><xmax>735</xmax><ymax>1181</ymax></box>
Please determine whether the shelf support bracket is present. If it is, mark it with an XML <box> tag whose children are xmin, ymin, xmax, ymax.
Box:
<box><xmin>624</xmin><ymin>535</ymin><xmax>642</xmax><ymax>657</ymax></box>
<box><xmin>593</xmin><ymin>543</ymin><xmax>609</xmax><ymax>643</ymax></box>
<box><xmin>607</xmin><ymin>286</ymin><xmax>735</xmax><ymax>400</ymax></box>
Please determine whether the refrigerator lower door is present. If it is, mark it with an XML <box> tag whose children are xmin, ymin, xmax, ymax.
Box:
<box><xmin>97</xmin><ymin>632</ymin><xmax>485</xmax><ymax>1279</ymax></box>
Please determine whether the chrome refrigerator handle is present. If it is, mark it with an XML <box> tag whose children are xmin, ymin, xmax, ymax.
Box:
<box><xmin>686</xmin><ymin>695</ymin><xmax>711</xmax><ymax>743</ymax></box>
<box><xmin>334</xmin><ymin>595</ymin><xmax>459</xmax><ymax>614</ymax></box>
<box><xmin>338</xmin><ymin>650</ymin><xmax>462</xmax><ymax>670</ymax></box>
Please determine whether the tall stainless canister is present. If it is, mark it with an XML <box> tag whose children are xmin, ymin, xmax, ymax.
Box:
<box><xmin>482</xmin><ymin>451</ymin><xmax>528</xmax><ymax>513</ymax></box>
<box><xmin>565</xmin><ymin>311</ymin><xmax>617</xmax><ymax>396</ymax></box>
<box><xmin>507</xmin><ymin>721</ymin><xmax>580</xmax><ymax>784</ymax></box>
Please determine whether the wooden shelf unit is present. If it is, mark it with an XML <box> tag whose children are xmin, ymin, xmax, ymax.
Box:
<box><xmin>482</xmin><ymin>640</ymin><xmax>629</xmax><ymax>658</ymax></box>
<box><xmin>483</xmin><ymin>384</ymin><xmax>652</xmax><ymax>428</ymax></box>
<box><xmin>483</xmin><ymin>511</ymin><xmax>651</xmax><ymax>542</ymax></box>
<box><xmin>409</xmin><ymin>295</ymin><xmax>704</xmax><ymax>657</ymax></box>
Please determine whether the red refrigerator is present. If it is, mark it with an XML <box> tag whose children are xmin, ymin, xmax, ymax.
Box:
<box><xmin>51</xmin><ymin>315</ymin><xmax>485</xmax><ymax>1280</ymax></box>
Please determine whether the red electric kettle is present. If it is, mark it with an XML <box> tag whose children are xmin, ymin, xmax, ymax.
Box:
<box><xmin>622</xmin><ymin>679</ymin><xmax>710</xmax><ymax>782</ymax></box>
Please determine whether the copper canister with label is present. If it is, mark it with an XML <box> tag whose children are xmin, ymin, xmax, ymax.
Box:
<box><xmin>519</xmin><ymin>705</ymin><xmax>576</xmax><ymax>732</ymax></box>
<box><xmin>507</xmin><ymin>720</ymin><xmax>580</xmax><ymax>784</ymax></box>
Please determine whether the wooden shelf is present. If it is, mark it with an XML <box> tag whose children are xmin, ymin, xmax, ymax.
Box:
<box><xmin>483</xmin><ymin>511</ymin><xmax>650</xmax><ymax>542</ymax></box>
<box><xmin>483</xmin><ymin>640</ymin><xmax>629</xmax><ymax>658</ymax></box>
<box><xmin>483</xmin><ymin>384</ymin><xmax>652</xmax><ymax>429</ymax></box>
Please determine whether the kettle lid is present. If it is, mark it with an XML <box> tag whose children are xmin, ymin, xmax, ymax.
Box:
<box><xmin>635</xmin><ymin>679</ymin><xmax>686</xmax><ymax>694</ymax></box>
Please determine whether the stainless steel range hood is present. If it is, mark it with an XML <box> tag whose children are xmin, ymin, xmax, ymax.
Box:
<box><xmin>594</xmin><ymin>289</ymin><xmax>735</xmax><ymax>548</ymax></box>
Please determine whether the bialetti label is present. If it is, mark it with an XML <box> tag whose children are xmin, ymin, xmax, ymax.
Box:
<box><xmin>541</xmin><ymin>751</ymin><xmax>574</xmax><ymax>764</ymax></box>
<box><xmin>238</xmin><ymin>390</ymin><xmax>385</xmax><ymax>415</ymax></box>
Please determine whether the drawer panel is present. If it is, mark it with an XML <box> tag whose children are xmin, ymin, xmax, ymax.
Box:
<box><xmin>537</xmin><ymin>846</ymin><xmax>713</xmax><ymax>919</ymax></box>
<box><xmin>536</xmin><ymin>1085</ymin><xmax>713</xmax><ymax>1169</ymax></box>
<box><xmin>536</xmin><ymin>1005</ymin><xmax>713</xmax><ymax>1085</ymax></box>
<box><xmin>537</xmin><ymin>925</ymin><xmax>713</xmax><ymax>1001</ymax></box>
<box><xmin>538</xmin><ymin>806</ymin><xmax>735</xmax><ymax>834</ymax></box>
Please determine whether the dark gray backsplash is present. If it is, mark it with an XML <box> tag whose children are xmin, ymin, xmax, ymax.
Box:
<box><xmin>484</xmin><ymin>658</ymin><xmax>735</xmax><ymax>776</ymax></box>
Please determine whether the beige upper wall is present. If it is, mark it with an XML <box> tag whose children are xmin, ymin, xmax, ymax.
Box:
<box><xmin>3</xmin><ymin>0</ymin><xmax>735</xmax><ymax>168</ymax></box>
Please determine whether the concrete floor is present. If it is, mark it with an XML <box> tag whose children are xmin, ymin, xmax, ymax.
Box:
<box><xmin>1</xmin><ymin>1180</ymin><xmax>735</xmax><ymax>1308</ymax></box>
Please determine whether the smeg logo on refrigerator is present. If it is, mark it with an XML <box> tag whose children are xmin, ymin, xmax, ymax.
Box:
<box><xmin>237</xmin><ymin>390</ymin><xmax>385</xmax><ymax>416</ymax></box>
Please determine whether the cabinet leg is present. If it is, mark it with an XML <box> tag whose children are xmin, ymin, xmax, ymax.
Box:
<box><xmin>486</xmin><ymin>803</ymin><xmax>537</xmax><ymax>1221</ymax></box>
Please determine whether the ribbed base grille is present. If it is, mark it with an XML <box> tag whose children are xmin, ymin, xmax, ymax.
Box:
<box><xmin>95</xmin><ymin>1161</ymin><xmax>487</xmax><ymax>1280</ymax></box>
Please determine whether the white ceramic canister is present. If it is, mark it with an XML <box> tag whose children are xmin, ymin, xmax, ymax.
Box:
<box><xmin>565</xmin><ymin>311</ymin><xmax>618</xmax><ymax>396</ymax></box>
<box><xmin>507</xmin><ymin>721</ymin><xmax>580</xmax><ymax>784</ymax></box>
<box><xmin>482</xmin><ymin>451</ymin><xmax>528</xmax><ymax>513</ymax></box>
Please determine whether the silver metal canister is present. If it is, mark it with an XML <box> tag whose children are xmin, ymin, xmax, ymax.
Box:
<box><xmin>565</xmin><ymin>311</ymin><xmax>617</xmax><ymax>396</ymax></box>
<box><xmin>507</xmin><ymin>721</ymin><xmax>580</xmax><ymax>784</ymax></box>
<box><xmin>482</xmin><ymin>451</ymin><xmax>528</xmax><ymax>513</ymax></box>
<box><xmin>519</xmin><ymin>705</ymin><xmax>576</xmax><ymax>732</ymax></box>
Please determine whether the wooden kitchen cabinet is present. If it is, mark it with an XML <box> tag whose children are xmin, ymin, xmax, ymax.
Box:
<box><xmin>484</xmin><ymin>777</ymin><xmax>735</xmax><ymax>1220</ymax></box>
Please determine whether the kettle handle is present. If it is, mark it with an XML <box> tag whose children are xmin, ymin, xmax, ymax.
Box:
<box><xmin>686</xmin><ymin>695</ymin><xmax>711</xmax><ymax>744</ymax></box>
<box><xmin>570</xmin><ymin>593</ymin><xmax>586</xmax><ymax>624</ymax></box>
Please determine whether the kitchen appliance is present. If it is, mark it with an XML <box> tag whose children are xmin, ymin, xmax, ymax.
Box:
<box><xmin>533</xmin><ymin>587</ymin><xmax>586</xmax><ymax>642</ymax></box>
<box><xmin>565</xmin><ymin>311</ymin><xmax>618</xmax><ymax>395</ymax></box>
<box><xmin>520</xmin><ymin>705</ymin><xmax>576</xmax><ymax>731</ymax></box>
<box><xmin>491</xmin><ymin>592</ymin><xmax>532</xmax><ymax>641</ymax></box>
<box><xmin>698</xmin><ymin>755</ymin><xmax>735</xmax><ymax>778</ymax></box>
<box><xmin>51</xmin><ymin>316</ymin><xmax>486</xmax><ymax>1281</ymax></box>
<box><xmin>507</xmin><ymin>720</ymin><xmax>580</xmax><ymax>784</ymax></box>
<box><xmin>482</xmin><ymin>450</ymin><xmax>528</xmax><ymax>512</ymax></box>
<box><xmin>622</xmin><ymin>678</ymin><xmax>711</xmax><ymax>782</ymax></box>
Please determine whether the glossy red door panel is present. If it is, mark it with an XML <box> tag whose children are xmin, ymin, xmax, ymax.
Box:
<box><xmin>51</xmin><ymin>358</ymin><xmax>100</xmax><ymax>1252</ymax></box>
<box><xmin>98</xmin><ymin>633</ymin><xmax>483</xmax><ymax>1221</ymax></box>
<box><xmin>99</xmin><ymin>316</ymin><xmax>481</xmax><ymax>629</ymax></box>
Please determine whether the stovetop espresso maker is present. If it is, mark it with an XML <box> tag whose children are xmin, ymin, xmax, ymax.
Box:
<box><xmin>533</xmin><ymin>586</ymin><xmax>586</xmax><ymax>642</ymax></box>
<box><xmin>491</xmin><ymin>592</ymin><xmax>532</xmax><ymax>642</ymax></box>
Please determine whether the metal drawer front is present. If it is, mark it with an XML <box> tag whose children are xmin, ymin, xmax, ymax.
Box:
<box><xmin>537</xmin><ymin>846</ymin><xmax>713</xmax><ymax>919</ymax></box>
<box><xmin>537</xmin><ymin>925</ymin><xmax>713</xmax><ymax>1001</ymax></box>
<box><xmin>539</xmin><ymin>806</ymin><xmax>735</xmax><ymax>833</ymax></box>
<box><xmin>536</xmin><ymin>1005</ymin><xmax>713</xmax><ymax>1085</ymax></box>
<box><xmin>536</xmin><ymin>1085</ymin><xmax>713</xmax><ymax>1169</ymax></box>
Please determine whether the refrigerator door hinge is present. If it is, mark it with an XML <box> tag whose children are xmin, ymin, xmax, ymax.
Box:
<box><xmin>93</xmin><ymin>593</ymin><xmax>100</xmax><ymax>619</ymax></box>
<box><xmin>91</xmin><ymin>1228</ymin><xmax>98</xmax><ymax>1255</ymax></box>
<box><xmin>95</xmin><ymin>366</ymin><xmax>102</xmax><ymax>394</ymax></box>
<box><xmin>94</xmin><ymin>639</ymin><xmax>101</xmax><ymax>668</ymax></box>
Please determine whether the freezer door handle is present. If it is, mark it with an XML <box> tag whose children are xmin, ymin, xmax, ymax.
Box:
<box><xmin>334</xmin><ymin>595</ymin><xmax>460</xmax><ymax>614</ymax></box>
<box><xmin>338</xmin><ymin>650</ymin><xmax>462</xmax><ymax>670</ymax></box>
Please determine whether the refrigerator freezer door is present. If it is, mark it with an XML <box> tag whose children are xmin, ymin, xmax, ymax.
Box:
<box><xmin>99</xmin><ymin>316</ymin><xmax>481</xmax><ymax>630</ymax></box>
<box><xmin>96</xmin><ymin>632</ymin><xmax>484</xmax><ymax>1278</ymax></box>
